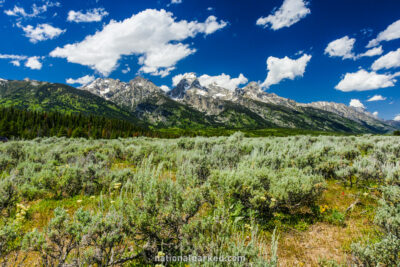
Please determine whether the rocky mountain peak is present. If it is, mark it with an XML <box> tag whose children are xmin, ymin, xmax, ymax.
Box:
<box><xmin>84</xmin><ymin>78</ymin><xmax>128</xmax><ymax>99</ymax></box>
<box><xmin>168</xmin><ymin>73</ymin><xmax>206</xmax><ymax>99</ymax></box>
<box><xmin>131</xmin><ymin>76</ymin><xmax>147</xmax><ymax>82</ymax></box>
<box><xmin>243</xmin><ymin>82</ymin><xmax>262</xmax><ymax>93</ymax></box>
<box><xmin>82</xmin><ymin>76</ymin><xmax>163</xmax><ymax>109</ymax></box>
<box><xmin>180</xmin><ymin>73</ymin><xmax>204</xmax><ymax>91</ymax></box>
<box><xmin>0</xmin><ymin>78</ymin><xmax>8</xmax><ymax>85</ymax></box>
<box><xmin>129</xmin><ymin>76</ymin><xmax>162</xmax><ymax>93</ymax></box>
<box><xmin>130</xmin><ymin>76</ymin><xmax>151</xmax><ymax>86</ymax></box>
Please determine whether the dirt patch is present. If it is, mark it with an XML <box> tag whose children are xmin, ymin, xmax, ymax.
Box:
<box><xmin>276</xmin><ymin>181</ymin><xmax>379</xmax><ymax>266</ymax></box>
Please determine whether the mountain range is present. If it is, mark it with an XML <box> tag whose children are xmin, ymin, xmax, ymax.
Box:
<box><xmin>0</xmin><ymin>75</ymin><xmax>398</xmax><ymax>134</ymax></box>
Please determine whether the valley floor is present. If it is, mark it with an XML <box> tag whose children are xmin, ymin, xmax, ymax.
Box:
<box><xmin>0</xmin><ymin>134</ymin><xmax>399</xmax><ymax>266</ymax></box>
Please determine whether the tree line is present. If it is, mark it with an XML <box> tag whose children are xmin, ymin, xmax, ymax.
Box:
<box><xmin>0</xmin><ymin>106</ymin><xmax>167</xmax><ymax>139</ymax></box>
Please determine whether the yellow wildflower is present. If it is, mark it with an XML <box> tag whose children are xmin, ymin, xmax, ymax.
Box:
<box><xmin>319</xmin><ymin>205</ymin><xmax>328</xmax><ymax>213</ymax></box>
<box><xmin>244</xmin><ymin>224</ymin><xmax>252</xmax><ymax>230</ymax></box>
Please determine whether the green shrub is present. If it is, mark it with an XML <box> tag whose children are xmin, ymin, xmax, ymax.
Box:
<box><xmin>22</xmin><ymin>208</ymin><xmax>136</xmax><ymax>266</ymax></box>
<box><xmin>120</xmin><ymin>158</ymin><xmax>205</xmax><ymax>262</ymax></box>
<box><xmin>182</xmin><ymin>207</ymin><xmax>279</xmax><ymax>266</ymax></box>
<box><xmin>351</xmin><ymin>185</ymin><xmax>400</xmax><ymax>265</ymax></box>
<box><xmin>269</xmin><ymin>168</ymin><xmax>325</xmax><ymax>212</ymax></box>
<box><xmin>0</xmin><ymin>222</ymin><xmax>20</xmax><ymax>263</ymax></box>
<box><xmin>0</xmin><ymin>177</ymin><xmax>17</xmax><ymax>215</ymax></box>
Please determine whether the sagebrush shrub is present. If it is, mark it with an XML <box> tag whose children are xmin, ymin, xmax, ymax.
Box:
<box><xmin>0</xmin><ymin>134</ymin><xmax>399</xmax><ymax>265</ymax></box>
<box><xmin>352</xmin><ymin>185</ymin><xmax>400</xmax><ymax>265</ymax></box>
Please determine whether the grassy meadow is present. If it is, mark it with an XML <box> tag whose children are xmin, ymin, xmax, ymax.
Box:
<box><xmin>1</xmin><ymin>133</ymin><xmax>399</xmax><ymax>266</ymax></box>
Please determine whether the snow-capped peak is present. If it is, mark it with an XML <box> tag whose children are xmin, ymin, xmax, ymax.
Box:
<box><xmin>168</xmin><ymin>73</ymin><xmax>206</xmax><ymax>99</ymax></box>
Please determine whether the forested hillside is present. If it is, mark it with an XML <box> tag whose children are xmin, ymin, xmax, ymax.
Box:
<box><xmin>0</xmin><ymin>107</ymin><xmax>149</xmax><ymax>139</ymax></box>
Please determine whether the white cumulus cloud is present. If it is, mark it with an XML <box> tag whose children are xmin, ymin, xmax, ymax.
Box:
<box><xmin>4</xmin><ymin>2</ymin><xmax>60</xmax><ymax>19</ymax></box>
<box><xmin>10</xmin><ymin>60</ymin><xmax>21</xmax><ymax>66</ymax></box>
<box><xmin>66</xmin><ymin>75</ymin><xmax>95</xmax><ymax>86</ymax></box>
<box><xmin>160</xmin><ymin>85</ymin><xmax>170</xmax><ymax>92</ymax></box>
<box><xmin>358</xmin><ymin>46</ymin><xmax>383</xmax><ymax>58</ymax></box>
<box><xmin>261</xmin><ymin>54</ymin><xmax>311</xmax><ymax>88</ymax></box>
<box><xmin>335</xmin><ymin>69</ymin><xmax>398</xmax><ymax>92</ymax></box>
<box><xmin>367</xmin><ymin>19</ymin><xmax>400</xmax><ymax>48</ymax></box>
<box><xmin>19</xmin><ymin>23</ymin><xmax>65</xmax><ymax>43</ymax></box>
<box><xmin>349</xmin><ymin>99</ymin><xmax>365</xmax><ymax>109</ymax></box>
<box><xmin>25</xmin><ymin>56</ymin><xmax>42</xmax><ymax>70</ymax></box>
<box><xmin>0</xmin><ymin>54</ymin><xmax>27</xmax><ymax>60</ymax></box>
<box><xmin>121</xmin><ymin>64</ymin><xmax>131</xmax><ymax>74</ymax></box>
<box><xmin>4</xmin><ymin>6</ymin><xmax>29</xmax><ymax>17</ymax></box>
<box><xmin>371</xmin><ymin>48</ymin><xmax>400</xmax><ymax>71</ymax></box>
<box><xmin>67</xmin><ymin>8</ymin><xmax>108</xmax><ymax>23</ymax></box>
<box><xmin>325</xmin><ymin>37</ymin><xmax>383</xmax><ymax>60</ymax></box>
<box><xmin>50</xmin><ymin>9</ymin><xmax>227</xmax><ymax>77</ymax></box>
<box><xmin>394</xmin><ymin>115</ymin><xmax>400</xmax><ymax>121</ymax></box>
<box><xmin>170</xmin><ymin>0</ymin><xmax>182</xmax><ymax>4</ymax></box>
<box><xmin>256</xmin><ymin>0</ymin><xmax>310</xmax><ymax>30</ymax></box>
<box><xmin>172</xmin><ymin>73</ymin><xmax>248</xmax><ymax>90</ymax></box>
<box><xmin>172</xmin><ymin>73</ymin><xmax>186</xmax><ymax>86</ymax></box>
<box><xmin>0</xmin><ymin>54</ymin><xmax>45</xmax><ymax>68</ymax></box>
<box><xmin>0</xmin><ymin>54</ymin><xmax>45</xmax><ymax>69</ymax></box>
<box><xmin>367</xmin><ymin>95</ymin><xmax>386</xmax><ymax>102</ymax></box>
<box><xmin>198</xmin><ymin>73</ymin><xmax>248</xmax><ymax>90</ymax></box>
<box><xmin>372</xmin><ymin>111</ymin><xmax>379</xmax><ymax>117</ymax></box>
<box><xmin>324</xmin><ymin>36</ymin><xmax>356</xmax><ymax>60</ymax></box>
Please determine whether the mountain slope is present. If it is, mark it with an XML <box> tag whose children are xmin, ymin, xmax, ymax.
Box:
<box><xmin>81</xmin><ymin>74</ymin><xmax>395</xmax><ymax>133</ymax></box>
<box><xmin>387</xmin><ymin>120</ymin><xmax>400</xmax><ymax>129</ymax></box>
<box><xmin>0</xmin><ymin>79</ymin><xmax>141</xmax><ymax>124</ymax></box>
<box><xmin>299</xmin><ymin>101</ymin><xmax>391</xmax><ymax>132</ymax></box>
<box><xmin>83</xmin><ymin>77</ymin><xmax>221</xmax><ymax>128</ymax></box>
<box><xmin>133</xmin><ymin>94</ymin><xmax>221</xmax><ymax>128</ymax></box>
<box><xmin>2</xmin><ymin>76</ymin><xmax>395</xmax><ymax>134</ymax></box>
<box><xmin>163</xmin><ymin>74</ymin><xmax>394</xmax><ymax>133</ymax></box>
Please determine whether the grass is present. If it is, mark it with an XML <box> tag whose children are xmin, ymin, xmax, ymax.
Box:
<box><xmin>275</xmin><ymin>180</ymin><xmax>380</xmax><ymax>266</ymax></box>
<box><xmin>156</xmin><ymin>127</ymin><xmax>351</xmax><ymax>138</ymax></box>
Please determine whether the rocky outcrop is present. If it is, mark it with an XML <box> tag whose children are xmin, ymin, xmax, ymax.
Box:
<box><xmin>83</xmin><ymin>76</ymin><xmax>163</xmax><ymax>110</ymax></box>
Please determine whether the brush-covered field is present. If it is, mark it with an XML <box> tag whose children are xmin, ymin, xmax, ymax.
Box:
<box><xmin>0</xmin><ymin>133</ymin><xmax>399</xmax><ymax>266</ymax></box>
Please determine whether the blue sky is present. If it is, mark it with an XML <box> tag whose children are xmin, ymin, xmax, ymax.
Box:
<box><xmin>0</xmin><ymin>0</ymin><xmax>400</xmax><ymax>120</ymax></box>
